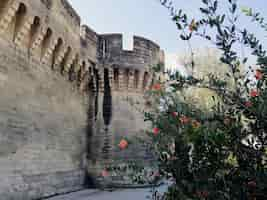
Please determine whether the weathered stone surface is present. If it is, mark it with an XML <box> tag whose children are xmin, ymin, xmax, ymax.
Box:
<box><xmin>0</xmin><ymin>37</ymin><xmax>88</xmax><ymax>199</ymax></box>
<box><xmin>90</xmin><ymin>34</ymin><xmax>162</xmax><ymax>184</ymax></box>
<box><xmin>0</xmin><ymin>0</ymin><xmax>164</xmax><ymax>198</ymax></box>
<box><xmin>46</xmin><ymin>186</ymin><xmax>169</xmax><ymax>200</ymax></box>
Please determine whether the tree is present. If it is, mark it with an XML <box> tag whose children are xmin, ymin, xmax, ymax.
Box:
<box><xmin>145</xmin><ymin>0</ymin><xmax>267</xmax><ymax>199</ymax></box>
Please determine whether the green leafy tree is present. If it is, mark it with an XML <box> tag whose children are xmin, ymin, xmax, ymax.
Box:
<box><xmin>144</xmin><ymin>0</ymin><xmax>267</xmax><ymax>199</ymax></box>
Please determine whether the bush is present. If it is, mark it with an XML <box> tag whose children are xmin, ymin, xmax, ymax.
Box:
<box><xmin>144</xmin><ymin>0</ymin><xmax>267</xmax><ymax>199</ymax></box>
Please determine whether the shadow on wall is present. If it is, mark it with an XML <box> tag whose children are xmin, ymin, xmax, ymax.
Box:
<box><xmin>85</xmin><ymin>71</ymin><xmax>98</xmax><ymax>187</ymax></box>
<box><xmin>102</xmin><ymin>68</ymin><xmax>112</xmax><ymax>160</ymax></box>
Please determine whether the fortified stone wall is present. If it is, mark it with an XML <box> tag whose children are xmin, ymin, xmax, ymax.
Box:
<box><xmin>90</xmin><ymin>34</ymin><xmax>164</xmax><ymax>179</ymax></box>
<box><xmin>0</xmin><ymin>0</ymin><xmax>97</xmax><ymax>199</ymax></box>
<box><xmin>0</xmin><ymin>0</ymin><xmax>164</xmax><ymax>198</ymax></box>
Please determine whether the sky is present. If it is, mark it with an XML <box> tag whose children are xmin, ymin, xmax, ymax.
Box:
<box><xmin>68</xmin><ymin>0</ymin><xmax>267</xmax><ymax>72</ymax></box>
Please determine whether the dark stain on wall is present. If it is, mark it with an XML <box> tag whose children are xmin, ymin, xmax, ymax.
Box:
<box><xmin>94</xmin><ymin>68</ymin><xmax>99</xmax><ymax>121</ymax></box>
<box><xmin>102</xmin><ymin>68</ymin><xmax>112</xmax><ymax>160</ymax></box>
<box><xmin>102</xmin><ymin>68</ymin><xmax>112</xmax><ymax>126</ymax></box>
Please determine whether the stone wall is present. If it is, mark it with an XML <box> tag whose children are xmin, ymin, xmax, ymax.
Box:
<box><xmin>0</xmin><ymin>0</ymin><xmax>97</xmax><ymax>199</ymax></box>
<box><xmin>0</xmin><ymin>37</ymin><xmax>87</xmax><ymax>199</ymax></box>
<box><xmin>89</xmin><ymin>35</ymin><xmax>163</xmax><ymax>181</ymax></box>
<box><xmin>0</xmin><ymin>0</ymin><xmax>164</xmax><ymax>197</ymax></box>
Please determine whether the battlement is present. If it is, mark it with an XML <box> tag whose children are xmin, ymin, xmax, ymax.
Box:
<box><xmin>0</xmin><ymin>0</ymin><xmax>164</xmax><ymax>95</ymax></box>
<box><xmin>98</xmin><ymin>34</ymin><xmax>160</xmax><ymax>63</ymax></box>
<box><xmin>97</xmin><ymin>34</ymin><xmax>162</xmax><ymax>93</ymax></box>
<box><xmin>0</xmin><ymin>0</ymin><xmax>99</xmax><ymax>93</ymax></box>
<box><xmin>60</xmin><ymin>0</ymin><xmax>81</xmax><ymax>27</ymax></box>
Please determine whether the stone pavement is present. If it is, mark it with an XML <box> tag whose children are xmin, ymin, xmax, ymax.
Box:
<box><xmin>46</xmin><ymin>185</ymin><xmax>169</xmax><ymax>200</ymax></box>
<box><xmin>46</xmin><ymin>189</ymin><xmax>153</xmax><ymax>200</ymax></box>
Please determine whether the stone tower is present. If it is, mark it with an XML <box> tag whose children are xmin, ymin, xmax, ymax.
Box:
<box><xmin>88</xmin><ymin>34</ymin><xmax>164</xmax><ymax>182</ymax></box>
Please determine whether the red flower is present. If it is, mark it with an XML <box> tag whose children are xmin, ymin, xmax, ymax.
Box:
<box><xmin>250</xmin><ymin>90</ymin><xmax>259</xmax><ymax>97</ymax></box>
<box><xmin>154</xmin><ymin>171</ymin><xmax>160</xmax><ymax>177</ymax></box>
<box><xmin>202</xmin><ymin>191</ymin><xmax>209</xmax><ymax>198</ymax></box>
<box><xmin>180</xmin><ymin>116</ymin><xmax>190</xmax><ymax>124</ymax></box>
<box><xmin>255</xmin><ymin>69</ymin><xmax>263</xmax><ymax>80</ymax></box>
<box><xmin>196</xmin><ymin>191</ymin><xmax>209</xmax><ymax>198</ymax></box>
<box><xmin>153</xmin><ymin>127</ymin><xmax>160</xmax><ymax>136</ymax></box>
<box><xmin>248</xmin><ymin>181</ymin><xmax>257</xmax><ymax>188</ymax></box>
<box><xmin>245</xmin><ymin>101</ymin><xmax>253</xmax><ymax>107</ymax></box>
<box><xmin>172</xmin><ymin>112</ymin><xmax>178</xmax><ymax>118</ymax></box>
<box><xmin>119</xmin><ymin>139</ymin><xmax>128</xmax><ymax>150</ymax></box>
<box><xmin>169</xmin><ymin>156</ymin><xmax>178</xmax><ymax>161</ymax></box>
<box><xmin>192</xmin><ymin>120</ymin><xmax>201</xmax><ymax>128</ymax></box>
<box><xmin>152</xmin><ymin>83</ymin><xmax>161</xmax><ymax>91</ymax></box>
<box><xmin>101</xmin><ymin>169</ymin><xmax>109</xmax><ymax>177</ymax></box>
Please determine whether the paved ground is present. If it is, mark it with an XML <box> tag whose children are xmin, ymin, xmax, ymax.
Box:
<box><xmin>46</xmin><ymin>189</ymin><xmax>153</xmax><ymax>200</ymax></box>
<box><xmin>46</xmin><ymin>185</ymin><xmax>168</xmax><ymax>200</ymax></box>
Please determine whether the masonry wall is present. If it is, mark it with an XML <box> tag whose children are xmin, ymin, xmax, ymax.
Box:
<box><xmin>0</xmin><ymin>0</ymin><xmax>97</xmax><ymax>199</ymax></box>
<box><xmin>0</xmin><ymin>0</ymin><xmax>164</xmax><ymax>196</ymax></box>
<box><xmin>0</xmin><ymin>36</ymin><xmax>87</xmax><ymax>200</ymax></box>
<box><xmin>89</xmin><ymin>35</ymin><xmax>163</xmax><ymax>181</ymax></box>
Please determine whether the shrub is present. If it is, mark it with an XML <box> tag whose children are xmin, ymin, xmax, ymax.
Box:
<box><xmin>144</xmin><ymin>0</ymin><xmax>267</xmax><ymax>199</ymax></box>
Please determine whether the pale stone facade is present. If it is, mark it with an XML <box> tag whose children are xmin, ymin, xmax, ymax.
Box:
<box><xmin>0</xmin><ymin>0</ymin><xmax>164</xmax><ymax>199</ymax></box>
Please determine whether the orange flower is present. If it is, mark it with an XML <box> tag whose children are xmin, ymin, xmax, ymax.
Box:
<box><xmin>255</xmin><ymin>69</ymin><xmax>263</xmax><ymax>80</ymax></box>
<box><xmin>180</xmin><ymin>116</ymin><xmax>190</xmax><ymax>124</ymax></box>
<box><xmin>189</xmin><ymin>19</ymin><xmax>197</xmax><ymax>32</ymax></box>
<box><xmin>250</xmin><ymin>90</ymin><xmax>259</xmax><ymax>97</ymax></box>
<box><xmin>245</xmin><ymin>101</ymin><xmax>252</xmax><ymax>107</ymax></box>
<box><xmin>101</xmin><ymin>169</ymin><xmax>109</xmax><ymax>177</ymax></box>
<box><xmin>152</xmin><ymin>83</ymin><xmax>161</xmax><ymax>91</ymax></box>
<box><xmin>153</xmin><ymin>127</ymin><xmax>160</xmax><ymax>136</ymax></box>
<box><xmin>192</xmin><ymin>120</ymin><xmax>201</xmax><ymax>128</ymax></box>
<box><xmin>119</xmin><ymin>139</ymin><xmax>128</xmax><ymax>150</ymax></box>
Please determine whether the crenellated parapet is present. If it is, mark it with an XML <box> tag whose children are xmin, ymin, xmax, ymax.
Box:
<box><xmin>0</xmin><ymin>0</ymin><xmax>164</xmax><ymax>96</ymax></box>
<box><xmin>97</xmin><ymin>34</ymin><xmax>164</xmax><ymax>93</ymax></box>
<box><xmin>0</xmin><ymin>0</ymin><xmax>97</xmax><ymax>94</ymax></box>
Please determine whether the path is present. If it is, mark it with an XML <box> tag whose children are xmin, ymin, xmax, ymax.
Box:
<box><xmin>46</xmin><ymin>185</ymin><xmax>169</xmax><ymax>200</ymax></box>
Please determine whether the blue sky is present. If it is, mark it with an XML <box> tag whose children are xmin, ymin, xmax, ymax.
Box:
<box><xmin>69</xmin><ymin>0</ymin><xmax>267</xmax><ymax>70</ymax></box>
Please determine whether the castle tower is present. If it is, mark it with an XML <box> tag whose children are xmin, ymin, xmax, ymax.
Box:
<box><xmin>88</xmin><ymin>34</ymin><xmax>164</xmax><ymax>184</ymax></box>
